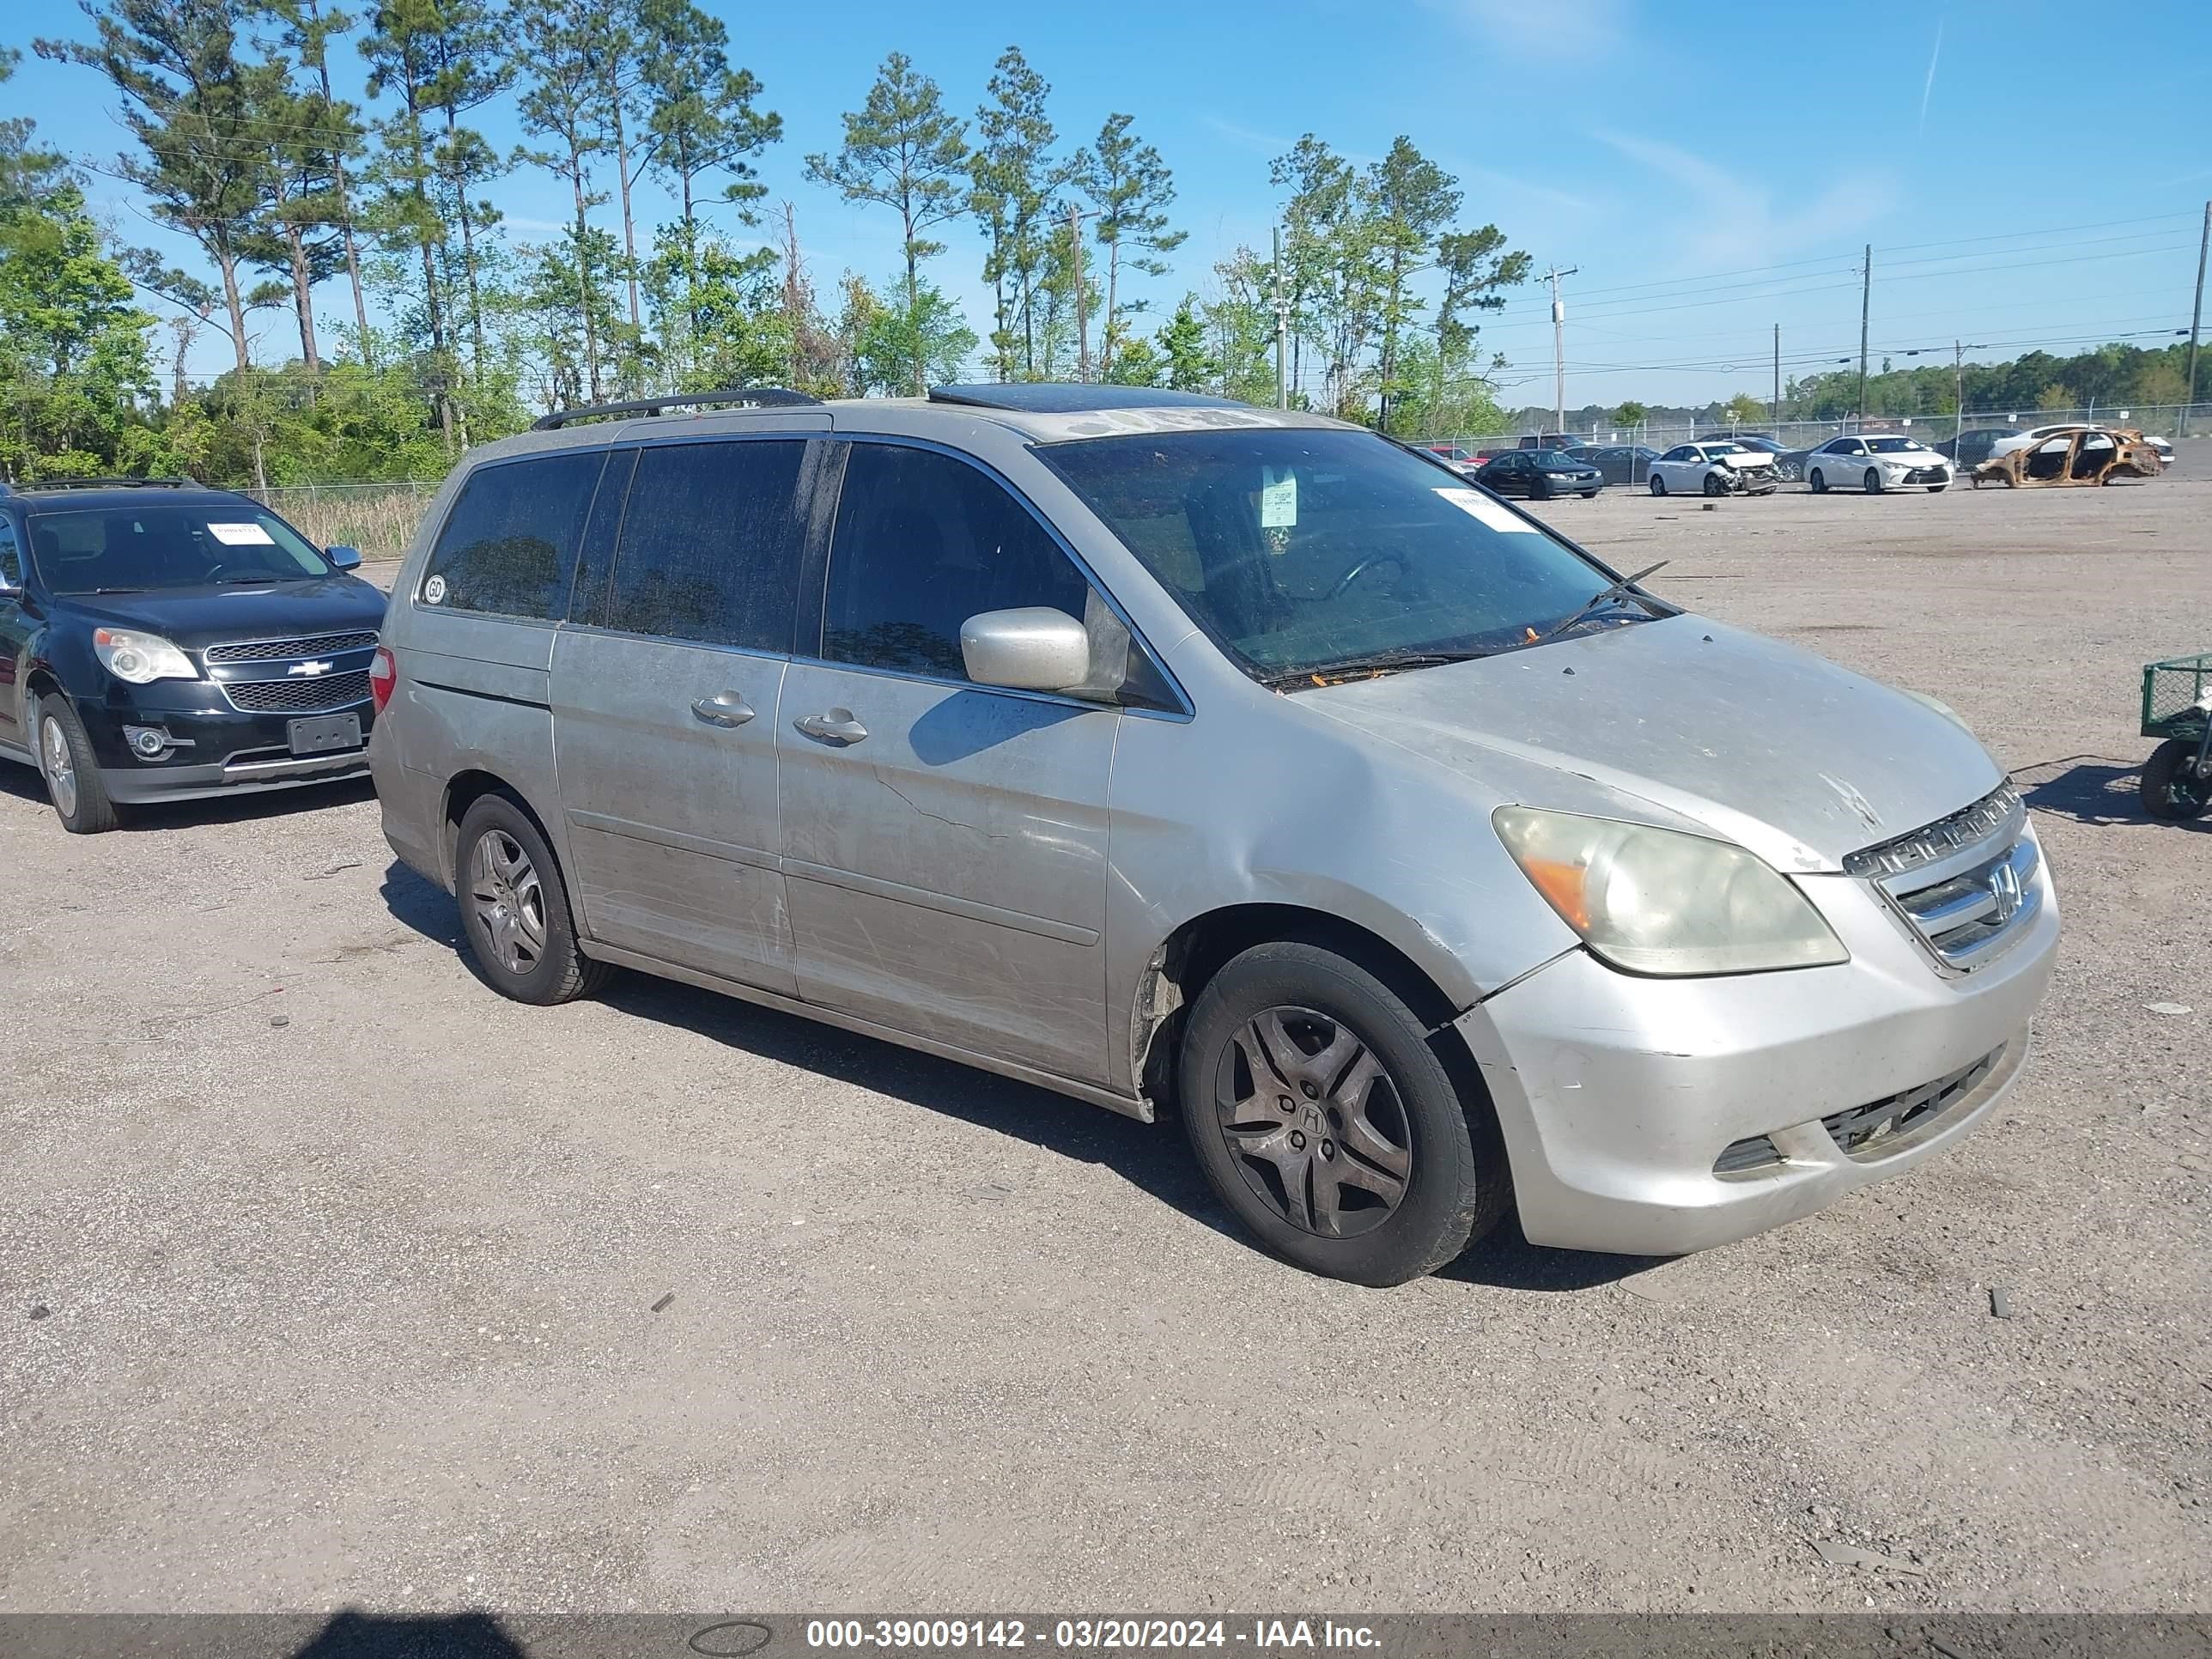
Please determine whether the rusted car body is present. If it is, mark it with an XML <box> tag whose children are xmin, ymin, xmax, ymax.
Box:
<box><xmin>1972</xmin><ymin>426</ymin><xmax>2162</xmax><ymax>488</ymax></box>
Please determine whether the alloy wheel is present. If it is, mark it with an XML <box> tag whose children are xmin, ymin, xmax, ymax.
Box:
<box><xmin>1213</xmin><ymin>1005</ymin><xmax>1413</xmax><ymax>1238</ymax></box>
<box><xmin>41</xmin><ymin>715</ymin><xmax>77</xmax><ymax>819</ymax></box>
<box><xmin>470</xmin><ymin>829</ymin><xmax>549</xmax><ymax>975</ymax></box>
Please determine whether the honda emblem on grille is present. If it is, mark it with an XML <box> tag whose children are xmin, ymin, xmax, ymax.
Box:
<box><xmin>1987</xmin><ymin>859</ymin><xmax>2022</xmax><ymax>922</ymax></box>
<box><xmin>288</xmin><ymin>659</ymin><xmax>334</xmax><ymax>677</ymax></box>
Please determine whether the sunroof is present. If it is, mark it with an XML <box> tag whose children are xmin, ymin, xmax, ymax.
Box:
<box><xmin>927</xmin><ymin>383</ymin><xmax>1243</xmax><ymax>414</ymax></box>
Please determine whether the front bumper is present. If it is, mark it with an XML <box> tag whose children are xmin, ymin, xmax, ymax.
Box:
<box><xmin>1455</xmin><ymin>836</ymin><xmax>2059</xmax><ymax>1255</ymax></box>
<box><xmin>80</xmin><ymin>683</ymin><xmax>374</xmax><ymax>805</ymax></box>
<box><xmin>1721</xmin><ymin>468</ymin><xmax>1778</xmax><ymax>494</ymax></box>
<box><xmin>1887</xmin><ymin>465</ymin><xmax>1952</xmax><ymax>488</ymax></box>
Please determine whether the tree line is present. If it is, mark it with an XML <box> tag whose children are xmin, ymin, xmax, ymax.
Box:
<box><xmin>0</xmin><ymin>3</ymin><xmax>1534</xmax><ymax>487</ymax></box>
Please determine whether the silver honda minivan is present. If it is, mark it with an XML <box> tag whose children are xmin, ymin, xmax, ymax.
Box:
<box><xmin>368</xmin><ymin>384</ymin><xmax>2057</xmax><ymax>1285</ymax></box>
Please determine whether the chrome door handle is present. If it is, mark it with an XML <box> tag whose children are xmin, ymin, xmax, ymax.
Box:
<box><xmin>793</xmin><ymin>708</ymin><xmax>868</xmax><ymax>745</ymax></box>
<box><xmin>690</xmin><ymin>692</ymin><xmax>755</xmax><ymax>728</ymax></box>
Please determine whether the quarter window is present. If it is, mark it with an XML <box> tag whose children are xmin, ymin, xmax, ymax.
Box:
<box><xmin>0</xmin><ymin>519</ymin><xmax>21</xmax><ymax>587</ymax></box>
<box><xmin>603</xmin><ymin>441</ymin><xmax>806</xmax><ymax>651</ymax></box>
<box><xmin>421</xmin><ymin>451</ymin><xmax>605</xmax><ymax>620</ymax></box>
<box><xmin>822</xmin><ymin>443</ymin><xmax>1091</xmax><ymax>681</ymax></box>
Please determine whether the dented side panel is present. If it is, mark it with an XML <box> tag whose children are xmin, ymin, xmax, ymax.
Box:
<box><xmin>776</xmin><ymin>657</ymin><xmax>1119</xmax><ymax>1085</ymax></box>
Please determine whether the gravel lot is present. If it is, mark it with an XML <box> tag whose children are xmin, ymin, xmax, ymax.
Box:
<box><xmin>3</xmin><ymin>451</ymin><xmax>2208</xmax><ymax>1618</ymax></box>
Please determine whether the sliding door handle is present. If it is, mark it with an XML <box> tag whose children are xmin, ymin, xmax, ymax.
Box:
<box><xmin>793</xmin><ymin>709</ymin><xmax>868</xmax><ymax>745</ymax></box>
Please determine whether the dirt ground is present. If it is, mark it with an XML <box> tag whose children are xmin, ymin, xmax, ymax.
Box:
<box><xmin>2</xmin><ymin>451</ymin><xmax>2208</xmax><ymax>1617</ymax></box>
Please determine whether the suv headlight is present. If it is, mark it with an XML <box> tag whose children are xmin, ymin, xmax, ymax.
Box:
<box><xmin>1493</xmin><ymin>807</ymin><xmax>1848</xmax><ymax>976</ymax></box>
<box><xmin>93</xmin><ymin>627</ymin><xmax>198</xmax><ymax>684</ymax></box>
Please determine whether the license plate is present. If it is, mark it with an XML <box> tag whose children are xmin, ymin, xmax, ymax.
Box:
<box><xmin>288</xmin><ymin>713</ymin><xmax>362</xmax><ymax>756</ymax></box>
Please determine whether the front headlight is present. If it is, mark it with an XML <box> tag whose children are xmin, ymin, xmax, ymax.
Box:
<box><xmin>1493</xmin><ymin>806</ymin><xmax>1848</xmax><ymax>976</ymax></box>
<box><xmin>93</xmin><ymin>627</ymin><xmax>198</xmax><ymax>684</ymax></box>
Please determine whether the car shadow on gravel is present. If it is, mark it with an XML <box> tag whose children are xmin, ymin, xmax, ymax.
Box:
<box><xmin>290</xmin><ymin>1608</ymin><xmax>528</xmax><ymax>1656</ymax></box>
<box><xmin>380</xmin><ymin>857</ymin><xmax>1662</xmax><ymax>1294</ymax></box>
<box><xmin>0</xmin><ymin>759</ymin><xmax>374</xmax><ymax>830</ymax></box>
<box><xmin>2020</xmin><ymin>758</ymin><xmax>2210</xmax><ymax>832</ymax></box>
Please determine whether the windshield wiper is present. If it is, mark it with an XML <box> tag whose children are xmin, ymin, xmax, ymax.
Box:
<box><xmin>1262</xmin><ymin>648</ymin><xmax>1489</xmax><ymax>690</ymax></box>
<box><xmin>1530</xmin><ymin>560</ymin><xmax>1671</xmax><ymax>644</ymax></box>
<box><xmin>81</xmin><ymin>586</ymin><xmax>145</xmax><ymax>594</ymax></box>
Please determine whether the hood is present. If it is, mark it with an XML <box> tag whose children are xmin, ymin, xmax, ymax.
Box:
<box><xmin>1304</xmin><ymin>615</ymin><xmax>2003</xmax><ymax>872</ymax></box>
<box><xmin>63</xmin><ymin>576</ymin><xmax>389</xmax><ymax>653</ymax></box>
<box><xmin>1718</xmin><ymin>452</ymin><xmax>1772</xmax><ymax>470</ymax></box>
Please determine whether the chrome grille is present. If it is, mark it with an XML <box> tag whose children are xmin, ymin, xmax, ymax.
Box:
<box><xmin>1850</xmin><ymin>785</ymin><xmax>2041</xmax><ymax>971</ymax></box>
<box><xmin>222</xmin><ymin>671</ymin><xmax>372</xmax><ymax>713</ymax></box>
<box><xmin>204</xmin><ymin>629</ymin><xmax>380</xmax><ymax>664</ymax></box>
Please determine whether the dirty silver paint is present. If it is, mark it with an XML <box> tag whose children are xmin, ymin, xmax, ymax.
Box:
<box><xmin>370</xmin><ymin>395</ymin><xmax>2060</xmax><ymax>1257</ymax></box>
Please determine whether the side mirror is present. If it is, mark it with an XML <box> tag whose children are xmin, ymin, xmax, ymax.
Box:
<box><xmin>960</xmin><ymin>607</ymin><xmax>1091</xmax><ymax>695</ymax></box>
<box><xmin>326</xmin><ymin>544</ymin><xmax>364</xmax><ymax>571</ymax></box>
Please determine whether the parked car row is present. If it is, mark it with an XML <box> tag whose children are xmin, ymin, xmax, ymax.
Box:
<box><xmin>2</xmin><ymin>384</ymin><xmax>2063</xmax><ymax>1291</ymax></box>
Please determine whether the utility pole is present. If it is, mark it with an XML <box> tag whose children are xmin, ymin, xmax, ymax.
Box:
<box><xmin>1856</xmin><ymin>243</ymin><xmax>1872</xmax><ymax>432</ymax></box>
<box><xmin>1071</xmin><ymin>200</ymin><xmax>1091</xmax><ymax>383</ymax></box>
<box><xmin>1544</xmin><ymin>264</ymin><xmax>1578</xmax><ymax>435</ymax></box>
<box><xmin>1772</xmin><ymin>324</ymin><xmax>1781</xmax><ymax>424</ymax></box>
<box><xmin>1272</xmin><ymin>224</ymin><xmax>1289</xmax><ymax>410</ymax></box>
<box><xmin>1952</xmin><ymin>341</ymin><xmax>1990</xmax><ymax>445</ymax></box>
<box><xmin>2188</xmin><ymin>200</ymin><xmax>2210</xmax><ymax>430</ymax></box>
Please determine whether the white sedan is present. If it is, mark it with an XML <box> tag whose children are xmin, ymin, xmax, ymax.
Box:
<box><xmin>1805</xmin><ymin>434</ymin><xmax>1953</xmax><ymax>494</ymax></box>
<box><xmin>1645</xmin><ymin>441</ymin><xmax>1779</xmax><ymax>496</ymax></box>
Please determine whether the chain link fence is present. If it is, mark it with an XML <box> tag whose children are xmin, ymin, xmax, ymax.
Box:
<box><xmin>250</xmin><ymin>480</ymin><xmax>441</xmax><ymax>562</ymax></box>
<box><xmin>1421</xmin><ymin>402</ymin><xmax>2210</xmax><ymax>459</ymax></box>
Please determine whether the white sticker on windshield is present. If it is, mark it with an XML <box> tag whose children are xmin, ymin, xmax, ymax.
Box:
<box><xmin>206</xmin><ymin>520</ymin><xmax>276</xmax><ymax>546</ymax></box>
<box><xmin>1260</xmin><ymin>467</ymin><xmax>1297</xmax><ymax>529</ymax></box>
<box><xmin>1434</xmin><ymin>487</ymin><xmax>1537</xmax><ymax>532</ymax></box>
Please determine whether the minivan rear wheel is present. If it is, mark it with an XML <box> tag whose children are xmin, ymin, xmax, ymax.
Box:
<box><xmin>455</xmin><ymin>793</ymin><xmax>609</xmax><ymax>1004</ymax></box>
<box><xmin>1179</xmin><ymin>942</ymin><xmax>1508</xmax><ymax>1285</ymax></box>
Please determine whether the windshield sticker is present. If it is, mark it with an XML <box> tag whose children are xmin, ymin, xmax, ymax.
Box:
<box><xmin>1260</xmin><ymin>467</ymin><xmax>1297</xmax><ymax>529</ymax></box>
<box><xmin>206</xmin><ymin>521</ymin><xmax>276</xmax><ymax>546</ymax></box>
<box><xmin>422</xmin><ymin>574</ymin><xmax>448</xmax><ymax>605</ymax></box>
<box><xmin>1434</xmin><ymin>487</ymin><xmax>1538</xmax><ymax>533</ymax></box>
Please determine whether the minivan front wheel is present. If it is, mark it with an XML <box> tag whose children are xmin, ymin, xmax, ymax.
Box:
<box><xmin>1180</xmin><ymin>942</ymin><xmax>1508</xmax><ymax>1285</ymax></box>
<box><xmin>455</xmin><ymin>793</ymin><xmax>608</xmax><ymax>1004</ymax></box>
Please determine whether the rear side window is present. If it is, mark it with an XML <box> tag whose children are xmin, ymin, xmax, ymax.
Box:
<box><xmin>0</xmin><ymin>519</ymin><xmax>21</xmax><ymax>586</ymax></box>
<box><xmin>603</xmin><ymin>440</ymin><xmax>806</xmax><ymax>651</ymax></box>
<box><xmin>421</xmin><ymin>451</ymin><xmax>605</xmax><ymax>620</ymax></box>
<box><xmin>823</xmin><ymin>442</ymin><xmax>1091</xmax><ymax>680</ymax></box>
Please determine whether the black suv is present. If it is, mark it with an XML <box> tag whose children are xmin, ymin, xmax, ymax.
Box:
<box><xmin>0</xmin><ymin>478</ymin><xmax>388</xmax><ymax>832</ymax></box>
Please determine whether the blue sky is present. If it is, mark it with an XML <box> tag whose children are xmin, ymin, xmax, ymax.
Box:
<box><xmin>9</xmin><ymin>0</ymin><xmax>2211</xmax><ymax>408</ymax></box>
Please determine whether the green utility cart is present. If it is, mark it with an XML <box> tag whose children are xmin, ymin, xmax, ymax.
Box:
<box><xmin>2140</xmin><ymin>652</ymin><xmax>2212</xmax><ymax>820</ymax></box>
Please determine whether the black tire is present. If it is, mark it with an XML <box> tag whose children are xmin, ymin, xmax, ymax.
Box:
<box><xmin>1810</xmin><ymin>468</ymin><xmax>1828</xmax><ymax>494</ymax></box>
<box><xmin>33</xmin><ymin>695</ymin><xmax>121</xmax><ymax>835</ymax></box>
<box><xmin>1579</xmin><ymin>489</ymin><xmax>1598</xmax><ymax>499</ymax></box>
<box><xmin>1929</xmin><ymin>483</ymin><xmax>1948</xmax><ymax>493</ymax></box>
<box><xmin>1702</xmin><ymin>472</ymin><xmax>1727</xmax><ymax>497</ymax></box>
<box><xmin>1530</xmin><ymin>479</ymin><xmax>1553</xmax><ymax>501</ymax></box>
<box><xmin>1179</xmin><ymin>941</ymin><xmax>1509</xmax><ymax>1286</ymax></box>
<box><xmin>1865</xmin><ymin>467</ymin><xmax>1883</xmax><ymax>495</ymax></box>
<box><xmin>2142</xmin><ymin>739</ymin><xmax>2212</xmax><ymax>821</ymax></box>
<box><xmin>454</xmin><ymin>793</ymin><xmax>610</xmax><ymax>1004</ymax></box>
<box><xmin>1649</xmin><ymin>474</ymin><xmax>1667</xmax><ymax>496</ymax></box>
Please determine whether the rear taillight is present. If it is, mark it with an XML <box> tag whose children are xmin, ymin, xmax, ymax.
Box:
<box><xmin>368</xmin><ymin>645</ymin><xmax>396</xmax><ymax>713</ymax></box>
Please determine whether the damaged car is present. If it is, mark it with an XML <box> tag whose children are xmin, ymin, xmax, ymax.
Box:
<box><xmin>1971</xmin><ymin>426</ymin><xmax>2163</xmax><ymax>488</ymax></box>
<box><xmin>1646</xmin><ymin>441</ymin><xmax>1779</xmax><ymax>497</ymax></box>
<box><xmin>371</xmin><ymin>384</ymin><xmax>2058</xmax><ymax>1285</ymax></box>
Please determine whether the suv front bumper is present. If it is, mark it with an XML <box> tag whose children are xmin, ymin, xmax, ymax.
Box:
<box><xmin>1455</xmin><ymin>842</ymin><xmax>2059</xmax><ymax>1256</ymax></box>
<box><xmin>76</xmin><ymin>684</ymin><xmax>374</xmax><ymax>805</ymax></box>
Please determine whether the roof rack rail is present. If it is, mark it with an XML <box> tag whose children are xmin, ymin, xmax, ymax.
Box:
<box><xmin>531</xmin><ymin>387</ymin><xmax>822</xmax><ymax>430</ymax></box>
<box><xmin>5</xmin><ymin>475</ymin><xmax>199</xmax><ymax>491</ymax></box>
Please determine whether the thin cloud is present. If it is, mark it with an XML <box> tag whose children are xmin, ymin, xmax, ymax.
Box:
<box><xmin>1462</xmin><ymin>164</ymin><xmax>1595</xmax><ymax>216</ymax></box>
<box><xmin>1422</xmin><ymin>0</ymin><xmax>1630</xmax><ymax>52</ymax></box>
<box><xmin>1202</xmin><ymin>114</ymin><xmax>1291</xmax><ymax>157</ymax></box>
<box><xmin>1594</xmin><ymin>129</ymin><xmax>1893</xmax><ymax>270</ymax></box>
<box><xmin>1917</xmin><ymin>20</ymin><xmax>1943</xmax><ymax>138</ymax></box>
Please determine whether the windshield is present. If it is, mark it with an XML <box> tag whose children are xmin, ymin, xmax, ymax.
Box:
<box><xmin>27</xmin><ymin>502</ymin><xmax>331</xmax><ymax>593</ymax></box>
<box><xmin>1864</xmin><ymin>437</ymin><xmax>1923</xmax><ymax>453</ymax></box>
<box><xmin>1530</xmin><ymin>449</ymin><xmax>1582</xmax><ymax>468</ymax></box>
<box><xmin>1702</xmin><ymin>442</ymin><xmax>1746</xmax><ymax>457</ymax></box>
<box><xmin>1038</xmin><ymin>428</ymin><xmax>1647</xmax><ymax>684</ymax></box>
